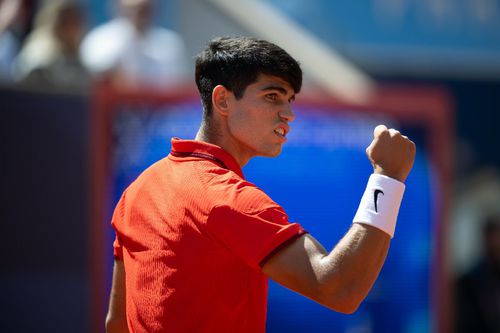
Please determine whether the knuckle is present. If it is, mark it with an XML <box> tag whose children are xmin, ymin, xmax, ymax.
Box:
<box><xmin>389</xmin><ymin>129</ymin><xmax>401</xmax><ymax>138</ymax></box>
<box><xmin>376</xmin><ymin>126</ymin><xmax>389</xmax><ymax>135</ymax></box>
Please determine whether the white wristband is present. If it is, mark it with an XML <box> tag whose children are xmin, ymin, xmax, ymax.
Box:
<box><xmin>353</xmin><ymin>174</ymin><xmax>405</xmax><ymax>238</ymax></box>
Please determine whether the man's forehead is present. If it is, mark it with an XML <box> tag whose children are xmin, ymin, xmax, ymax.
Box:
<box><xmin>253</xmin><ymin>74</ymin><xmax>295</xmax><ymax>94</ymax></box>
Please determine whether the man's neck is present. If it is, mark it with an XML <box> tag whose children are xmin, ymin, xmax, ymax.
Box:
<box><xmin>195</xmin><ymin>120</ymin><xmax>250</xmax><ymax>168</ymax></box>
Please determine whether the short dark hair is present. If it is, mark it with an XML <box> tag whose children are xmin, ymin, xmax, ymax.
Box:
<box><xmin>195</xmin><ymin>36</ymin><xmax>302</xmax><ymax>116</ymax></box>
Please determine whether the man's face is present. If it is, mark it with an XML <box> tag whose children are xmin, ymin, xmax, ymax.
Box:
<box><xmin>226</xmin><ymin>74</ymin><xmax>296</xmax><ymax>164</ymax></box>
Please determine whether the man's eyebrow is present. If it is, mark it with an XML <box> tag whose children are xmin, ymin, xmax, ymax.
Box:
<box><xmin>260</xmin><ymin>85</ymin><xmax>295</xmax><ymax>100</ymax></box>
<box><xmin>260</xmin><ymin>85</ymin><xmax>288</xmax><ymax>94</ymax></box>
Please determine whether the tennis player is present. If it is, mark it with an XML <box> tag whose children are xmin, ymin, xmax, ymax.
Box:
<box><xmin>105</xmin><ymin>36</ymin><xmax>415</xmax><ymax>333</ymax></box>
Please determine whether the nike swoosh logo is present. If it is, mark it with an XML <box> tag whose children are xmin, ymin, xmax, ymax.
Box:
<box><xmin>374</xmin><ymin>189</ymin><xmax>384</xmax><ymax>213</ymax></box>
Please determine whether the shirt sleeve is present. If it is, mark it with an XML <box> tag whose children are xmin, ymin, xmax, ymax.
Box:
<box><xmin>206</xmin><ymin>187</ymin><xmax>306</xmax><ymax>270</ymax></box>
<box><xmin>111</xmin><ymin>191</ymin><xmax>127</xmax><ymax>260</ymax></box>
<box><xmin>113</xmin><ymin>235</ymin><xmax>123</xmax><ymax>260</ymax></box>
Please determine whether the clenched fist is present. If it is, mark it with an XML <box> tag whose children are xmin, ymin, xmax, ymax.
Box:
<box><xmin>366</xmin><ymin>125</ymin><xmax>416</xmax><ymax>183</ymax></box>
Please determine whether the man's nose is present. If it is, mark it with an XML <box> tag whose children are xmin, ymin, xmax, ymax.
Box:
<box><xmin>279</xmin><ymin>105</ymin><xmax>295</xmax><ymax>122</ymax></box>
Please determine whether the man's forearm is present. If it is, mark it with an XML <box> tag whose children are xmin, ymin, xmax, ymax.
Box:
<box><xmin>315</xmin><ymin>223</ymin><xmax>390</xmax><ymax>313</ymax></box>
<box><xmin>106</xmin><ymin>260</ymin><xmax>130</xmax><ymax>333</ymax></box>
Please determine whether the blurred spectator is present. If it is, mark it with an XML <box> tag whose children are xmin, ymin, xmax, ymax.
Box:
<box><xmin>14</xmin><ymin>0</ymin><xmax>89</xmax><ymax>91</ymax></box>
<box><xmin>0</xmin><ymin>0</ymin><xmax>23</xmax><ymax>83</ymax></box>
<box><xmin>80</xmin><ymin>0</ymin><xmax>189</xmax><ymax>89</ymax></box>
<box><xmin>456</xmin><ymin>214</ymin><xmax>500</xmax><ymax>333</ymax></box>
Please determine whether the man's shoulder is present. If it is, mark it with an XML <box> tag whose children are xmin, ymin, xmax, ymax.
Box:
<box><xmin>202</xmin><ymin>169</ymin><xmax>281</xmax><ymax>215</ymax></box>
<box><xmin>122</xmin><ymin>157</ymin><xmax>170</xmax><ymax>191</ymax></box>
<box><xmin>137</xmin><ymin>157</ymin><xmax>282</xmax><ymax>213</ymax></box>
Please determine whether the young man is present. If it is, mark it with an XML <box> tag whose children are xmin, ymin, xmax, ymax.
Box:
<box><xmin>105</xmin><ymin>36</ymin><xmax>416</xmax><ymax>333</ymax></box>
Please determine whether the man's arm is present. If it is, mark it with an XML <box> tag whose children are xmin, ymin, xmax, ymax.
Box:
<box><xmin>105</xmin><ymin>260</ymin><xmax>130</xmax><ymax>333</ymax></box>
<box><xmin>262</xmin><ymin>125</ymin><xmax>415</xmax><ymax>313</ymax></box>
<box><xmin>263</xmin><ymin>223</ymin><xmax>389</xmax><ymax>313</ymax></box>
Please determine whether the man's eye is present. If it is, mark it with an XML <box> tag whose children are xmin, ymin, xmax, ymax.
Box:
<box><xmin>266</xmin><ymin>93</ymin><xmax>278</xmax><ymax>101</ymax></box>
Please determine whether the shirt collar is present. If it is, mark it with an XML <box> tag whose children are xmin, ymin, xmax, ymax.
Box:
<box><xmin>170</xmin><ymin>138</ymin><xmax>244</xmax><ymax>179</ymax></box>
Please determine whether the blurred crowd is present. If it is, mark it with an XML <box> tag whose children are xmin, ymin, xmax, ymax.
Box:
<box><xmin>452</xmin><ymin>168</ymin><xmax>500</xmax><ymax>333</ymax></box>
<box><xmin>0</xmin><ymin>0</ymin><xmax>189</xmax><ymax>93</ymax></box>
<box><xmin>456</xmin><ymin>212</ymin><xmax>500</xmax><ymax>333</ymax></box>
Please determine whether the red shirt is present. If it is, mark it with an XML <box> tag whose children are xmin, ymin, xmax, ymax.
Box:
<box><xmin>112</xmin><ymin>138</ymin><xmax>306</xmax><ymax>333</ymax></box>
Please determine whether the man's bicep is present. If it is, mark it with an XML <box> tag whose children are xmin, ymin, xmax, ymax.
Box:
<box><xmin>261</xmin><ymin>234</ymin><xmax>330</xmax><ymax>302</ymax></box>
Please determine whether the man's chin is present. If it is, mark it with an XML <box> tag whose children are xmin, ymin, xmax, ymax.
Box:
<box><xmin>261</xmin><ymin>147</ymin><xmax>283</xmax><ymax>158</ymax></box>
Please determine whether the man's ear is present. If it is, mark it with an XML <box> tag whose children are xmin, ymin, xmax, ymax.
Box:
<box><xmin>212</xmin><ymin>85</ymin><xmax>232</xmax><ymax>116</ymax></box>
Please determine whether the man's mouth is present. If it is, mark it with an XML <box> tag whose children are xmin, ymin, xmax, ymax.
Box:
<box><xmin>274</xmin><ymin>127</ymin><xmax>286</xmax><ymax>137</ymax></box>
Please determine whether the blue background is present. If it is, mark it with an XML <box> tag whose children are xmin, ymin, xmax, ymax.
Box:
<box><xmin>109</xmin><ymin>102</ymin><xmax>434</xmax><ymax>333</ymax></box>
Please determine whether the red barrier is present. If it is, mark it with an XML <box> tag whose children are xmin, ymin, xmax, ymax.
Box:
<box><xmin>89</xmin><ymin>81</ymin><xmax>454</xmax><ymax>333</ymax></box>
